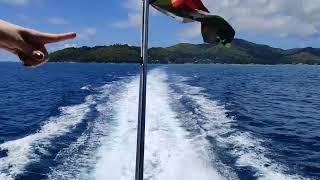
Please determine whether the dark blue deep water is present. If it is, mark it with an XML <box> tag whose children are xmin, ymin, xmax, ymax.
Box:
<box><xmin>0</xmin><ymin>62</ymin><xmax>319</xmax><ymax>180</ymax></box>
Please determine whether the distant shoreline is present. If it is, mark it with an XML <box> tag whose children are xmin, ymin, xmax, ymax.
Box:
<box><xmin>1</xmin><ymin>61</ymin><xmax>319</xmax><ymax>66</ymax></box>
<box><xmin>49</xmin><ymin>39</ymin><xmax>320</xmax><ymax>65</ymax></box>
<box><xmin>46</xmin><ymin>61</ymin><xmax>319</xmax><ymax>66</ymax></box>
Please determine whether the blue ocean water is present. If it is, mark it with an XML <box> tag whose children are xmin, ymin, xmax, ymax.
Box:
<box><xmin>0</xmin><ymin>62</ymin><xmax>319</xmax><ymax>180</ymax></box>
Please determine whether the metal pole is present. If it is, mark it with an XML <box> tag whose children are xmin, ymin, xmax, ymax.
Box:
<box><xmin>135</xmin><ymin>0</ymin><xmax>149</xmax><ymax>180</ymax></box>
<box><xmin>140</xmin><ymin>0</ymin><xmax>145</xmax><ymax>58</ymax></box>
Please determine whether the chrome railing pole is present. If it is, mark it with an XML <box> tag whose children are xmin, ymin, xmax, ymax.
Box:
<box><xmin>135</xmin><ymin>0</ymin><xmax>150</xmax><ymax>180</ymax></box>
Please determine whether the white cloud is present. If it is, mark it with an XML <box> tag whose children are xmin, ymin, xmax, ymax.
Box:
<box><xmin>111</xmin><ymin>0</ymin><xmax>142</xmax><ymax>28</ymax></box>
<box><xmin>78</xmin><ymin>27</ymin><xmax>97</xmax><ymax>39</ymax></box>
<box><xmin>63</xmin><ymin>43</ymin><xmax>77</xmax><ymax>48</ymax></box>
<box><xmin>0</xmin><ymin>49</ymin><xmax>17</xmax><ymax>62</ymax></box>
<box><xmin>111</xmin><ymin>13</ymin><xmax>141</xmax><ymax>28</ymax></box>
<box><xmin>111</xmin><ymin>0</ymin><xmax>159</xmax><ymax>29</ymax></box>
<box><xmin>46</xmin><ymin>17</ymin><xmax>68</xmax><ymax>25</ymax></box>
<box><xmin>17</xmin><ymin>14</ymin><xmax>32</xmax><ymax>22</ymax></box>
<box><xmin>172</xmin><ymin>0</ymin><xmax>320</xmax><ymax>40</ymax></box>
<box><xmin>83</xmin><ymin>28</ymin><xmax>97</xmax><ymax>36</ymax></box>
<box><xmin>202</xmin><ymin>0</ymin><xmax>320</xmax><ymax>37</ymax></box>
<box><xmin>178</xmin><ymin>23</ymin><xmax>201</xmax><ymax>39</ymax></box>
<box><xmin>123</xmin><ymin>0</ymin><xmax>141</xmax><ymax>12</ymax></box>
<box><xmin>0</xmin><ymin>0</ymin><xmax>29</xmax><ymax>6</ymax></box>
<box><xmin>47</xmin><ymin>43</ymin><xmax>78</xmax><ymax>53</ymax></box>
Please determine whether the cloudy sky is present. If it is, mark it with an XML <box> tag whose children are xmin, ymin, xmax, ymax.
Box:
<box><xmin>1</xmin><ymin>0</ymin><xmax>320</xmax><ymax>61</ymax></box>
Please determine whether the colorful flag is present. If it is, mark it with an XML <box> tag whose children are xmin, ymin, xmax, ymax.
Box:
<box><xmin>150</xmin><ymin>0</ymin><xmax>235</xmax><ymax>46</ymax></box>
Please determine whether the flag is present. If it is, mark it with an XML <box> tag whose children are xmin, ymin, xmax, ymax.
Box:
<box><xmin>150</xmin><ymin>0</ymin><xmax>235</xmax><ymax>45</ymax></box>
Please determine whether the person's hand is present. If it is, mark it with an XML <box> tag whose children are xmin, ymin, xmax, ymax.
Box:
<box><xmin>0</xmin><ymin>20</ymin><xmax>76</xmax><ymax>67</ymax></box>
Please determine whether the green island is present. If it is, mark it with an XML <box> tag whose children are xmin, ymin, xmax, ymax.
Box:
<box><xmin>49</xmin><ymin>39</ymin><xmax>320</xmax><ymax>65</ymax></box>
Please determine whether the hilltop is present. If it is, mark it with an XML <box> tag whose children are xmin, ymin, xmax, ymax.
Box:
<box><xmin>49</xmin><ymin>39</ymin><xmax>320</xmax><ymax>65</ymax></box>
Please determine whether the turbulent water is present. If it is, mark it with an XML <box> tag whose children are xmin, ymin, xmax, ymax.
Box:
<box><xmin>0</xmin><ymin>63</ymin><xmax>319</xmax><ymax>180</ymax></box>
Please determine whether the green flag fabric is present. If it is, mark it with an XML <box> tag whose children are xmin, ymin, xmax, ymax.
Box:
<box><xmin>150</xmin><ymin>0</ymin><xmax>235</xmax><ymax>45</ymax></box>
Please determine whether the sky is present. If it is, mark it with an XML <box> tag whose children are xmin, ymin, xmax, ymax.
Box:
<box><xmin>1</xmin><ymin>0</ymin><xmax>320</xmax><ymax>61</ymax></box>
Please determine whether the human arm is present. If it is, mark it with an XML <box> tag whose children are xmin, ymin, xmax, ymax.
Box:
<box><xmin>0</xmin><ymin>19</ymin><xmax>76</xmax><ymax>67</ymax></box>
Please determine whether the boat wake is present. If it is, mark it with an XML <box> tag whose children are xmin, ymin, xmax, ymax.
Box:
<box><xmin>0</xmin><ymin>68</ymin><xmax>310</xmax><ymax>180</ymax></box>
<box><xmin>171</xmin><ymin>75</ymin><xmax>308</xmax><ymax>180</ymax></box>
<box><xmin>0</xmin><ymin>95</ymin><xmax>95</xmax><ymax>179</ymax></box>
<box><xmin>92</xmin><ymin>69</ymin><xmax>225</xmax><ymax>180</ymax></box>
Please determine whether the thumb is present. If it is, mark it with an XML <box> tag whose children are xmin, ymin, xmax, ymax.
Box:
<box><xmin>17</xmin><ymin>42</ymin><xmax>49</xmax><ymax>67</ymax></box>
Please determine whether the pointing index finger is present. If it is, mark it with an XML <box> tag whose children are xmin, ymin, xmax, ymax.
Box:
<box><xmin>35</xmin><ymin>31</ymin><xmax>77</xmax><ymax>44</ymax></box>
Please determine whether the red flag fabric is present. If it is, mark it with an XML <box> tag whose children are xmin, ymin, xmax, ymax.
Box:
<box><xmin>171</xmin><ymin>0</ymin><xmax>209</xmax><ymax>13</ymax></box>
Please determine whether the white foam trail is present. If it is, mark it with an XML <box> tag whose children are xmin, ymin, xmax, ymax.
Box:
<box><xmin>92</xmin><ymin>76</ymin><xmax>139</xmax><ymax>180</ymax></box>
<box><xmin>81</xmin><ymin>85</ymin><xmax>92</xmax><ymax>91</ymax></box>
<box><xmin>2</xmin><ymin>67</ymin><xmax>307</xmax><ymax>180</ymax></box>
<box><xmin>173</xmin><ymin>77</ymin><xmax>309</xmax><ymax>180</ymax></box>
<box><xmin>47</xmin><ymin>81</ymin><xmax>132</xmax><ymax>180</ymax></box>
<box><xmin>0</xmin><ymin>95</ymin><xmax>95</xmax><ymax>179</ymax></box>
<box><xmin>144</xmin><ymin>70</ymin><xmax>224</xmax><ymax>180</ymax></box>
<box><xmin>93</xmin><ymin>69</ymin><xmax>224</xmax><ymax>180</ymax></box>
